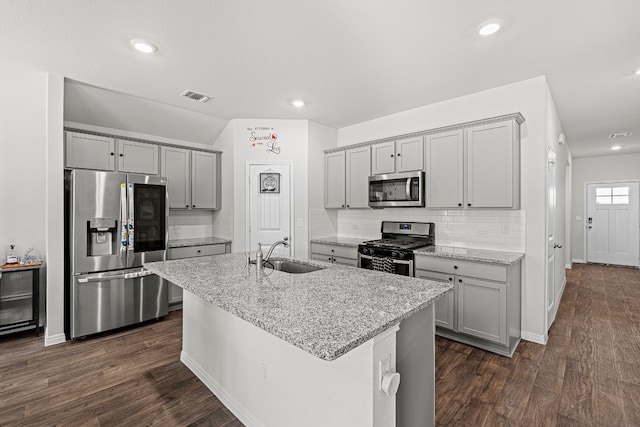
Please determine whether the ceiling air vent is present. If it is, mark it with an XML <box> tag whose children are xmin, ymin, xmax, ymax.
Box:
<box><xmin>180</xmin><ymin>90</ymin><xmax>212</xmax><ymax>103</ymax></box>
<box><xmin>608</xmin><ymin>132</ymin><xmax>632</xmax><ymax>138</ymax></box>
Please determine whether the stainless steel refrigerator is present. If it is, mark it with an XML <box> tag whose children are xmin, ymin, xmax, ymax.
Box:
<box><xmin>64</xmin><ymin>169</ymin><xmax>169</xmax><ymax>339</ymax></box>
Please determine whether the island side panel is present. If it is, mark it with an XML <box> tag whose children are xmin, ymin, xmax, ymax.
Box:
<box><xmin>180</xmin><ymin>291</ymin><xmax>400</xmax><ymax>427</ymax></box>
<box><xmin>396</xmin><ymin>304</ymin><xmax>436</xmax><ymax>427</ymax></box>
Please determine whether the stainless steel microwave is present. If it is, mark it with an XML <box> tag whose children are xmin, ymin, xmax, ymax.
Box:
<box><xmin>368</xmin><ymin>171</ymin><xmax>425</xmax><ymax>208</ymax></box>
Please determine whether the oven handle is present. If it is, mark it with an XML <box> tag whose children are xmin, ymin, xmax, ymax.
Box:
<box><xmin>359</xmin><ymin>254</ymin><xmax>412</xmax><ymax>265</ymax></box>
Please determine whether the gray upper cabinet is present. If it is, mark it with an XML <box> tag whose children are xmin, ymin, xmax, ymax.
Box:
<box><xmin>65</xmin><ymin>131</ymin><xmax>159</xmax><ymax>175</ymax></box>
<box><xmin>191</xmin><ymin>151</ymin><xmax>219</xmax><ymax>210</ymax></box>
<box><xmin>466</xmin><ymin>120</ymin><xmax>518</xmax><ymax>208</ymax></box>
<box><xmin>161</xmin><ymin>146</ymin><xmax>190</xmax><ymax>209</ymax></box>
<box><xmin>425</xmin><ymin>130</ymin><xmax>464</xmax><ymax>208</ymax></box>
<box><xmin>161</xmin><ymin>147</ymin><xmax>221</xmax><ymax>210</ymax></box>
<box><xmin>65</xmin><ymin>131</ymin><xmax>116</xmax><ymax>171</ymax></box>
<box><xmin>117</xmin><ymin>139</ymin><xmax>159</xmax><ymax>175</ymax></box>
<box><xmin>325</xmin><ymin>147</ymin><xmax>371</xmax><ymax>209</ymax></box>
<box><xmin>425</xmin><ymin>118</ymin><xmax>520</xmax><ymax>209</ymax></box>
<box><xmin>345</xmin><ymin>146</ymin><xmax>371</xmax><ymax>208</ymax></box>
<box><xmin>325</xmin><ymin>151</ymin><xmax>346</xmax><ymax>208</ymax></box>
<box><xmin>371</xmin><ymin>136</ymin><xmax>424</xmax><ymax>175</ymax></box>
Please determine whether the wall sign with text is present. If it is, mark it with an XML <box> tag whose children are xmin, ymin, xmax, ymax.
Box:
<box><xmin>248</xmin><ymin>126</ymin><xmax>280</xmax><ymax>154</ymax></box>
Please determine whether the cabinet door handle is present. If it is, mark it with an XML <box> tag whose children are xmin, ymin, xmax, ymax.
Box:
<box><xmin>186</xmin><ymin>204</ymin><xmax>189</xmax><ymax>208</ymax></box>
<box><xmin>453</xmin><ymin>265</ymin><xmax>458</xmax><ymax>270</ymax></box>
<box><xmin>119</xmin><ymin>153</ymin><xmax>124</xmax><ymax>157</ymax></box>
<box><xmin>346</xmin><ymin>204</ymin><xmax>350</xmax><ymax>208</ymax></box>
<box><xmin>192</xmin><ymin>205</ymin><xmax>196</xmax><ymax>208</ymax></box>
<box><xmin>467</xmin><ymin>203</ymin><xmax>471</xmax><ymax>207</ymax></box>
<box><xmin>448</xmin><ymin>277</ymin><xmax>453</xmax><ymax>281</ymax></box>
<box><xmin>458</xmin><ymin>203</ymin><xmax>462</xmax><ymax>207</ymax></box>
<box><xmin>458</xmin><ymin>279</ymin><xmax>463</xmax><ymax>283</ymax></box>
<box><xmin>110</xmin><ymin>152</ymin><xmax>114</xmax><ymax>156</ymax></box>
<box><xmin>197</xmin><ymin>250</ymin><xmax>201</xmax><ymax>253</ymax></box>
<box><xmin>390</xmin><ymin>154</ymin><xmax>394</xmax><ymax>157</ymax></box>
<box><xmin>341</xmin><ymin>204</ymin><xmax>345</xmax><ymax>208</ymax></box>
<box><xmin>396</xmin><ymin>153</ymin><xmax>401</xmax><ymax>157</ymax></box>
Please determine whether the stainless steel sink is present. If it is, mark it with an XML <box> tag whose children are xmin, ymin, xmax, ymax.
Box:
<box><xmin>264</xmin><ymin>259</ymin><xmax>325</xmax><ymax>274</ymax></box>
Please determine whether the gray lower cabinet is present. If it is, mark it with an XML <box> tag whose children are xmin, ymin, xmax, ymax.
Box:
<box><xmin>167</xmin><ymin>243</ymin><xmax>231</xmax><ymax>307</ymax></box>
<box><xmin>310</xmin><ymin>243</ymin><xmax>358</xmax><ymax>267</ymax></box>
<box><xmin>415</xmin><ymin>255</ymin><xmax>521</xmax><ymax>357</ymax></box>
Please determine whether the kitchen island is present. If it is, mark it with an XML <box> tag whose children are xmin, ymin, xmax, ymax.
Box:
<box><xmin>145</xmin><ymin>253</ymin><xmax>451</xmax><ymax>427</ymax></box>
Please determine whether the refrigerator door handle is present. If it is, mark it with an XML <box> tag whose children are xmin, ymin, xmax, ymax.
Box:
<box><xmin>127</xmin><ymin>182</ymin><xmax>135</xmax><ymax>253</ymax></box>
<box><xmin>77</xmin><ymin>269</ymin><xmax>154</xmax><ymax>283</ymax></box>
<box><xmin>120</xmin><ymin>182</ymin><xmax>128</xmax><ymax>253</ymax></box>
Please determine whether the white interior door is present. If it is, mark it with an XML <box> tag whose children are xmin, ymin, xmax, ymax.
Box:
<box><xmin>587</xmin><ymin>182</ymin><xmax>640</xmax><ymax>266</ymax></box>
<box><xmin>546</xmin><ymin>149</ymin><xmax>557</xmax><ymax>321</ymax></box>
<box><xmin>248</xmin><ymin>163</ymin><xmax>291</xmax><ymax>257</ymax></box>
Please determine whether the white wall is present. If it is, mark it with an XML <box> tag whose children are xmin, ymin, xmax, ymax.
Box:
<box><xmin>229</xmin><ymin>119</ymin><xmax>310</xmax><ymax>258</ymax></box>
<box><xmin>308</xmin><ymin>122</ymin><xmax>338</xmax><ymax>247</ymax></box>
<box><xmin>211</xmin><ymin>123</ymin><xmax>235</xmax><ymax>244</ymax></box>
<box><xmin>337</xmin><ymin>76</ymin><xmax>550</xmax><ymax>341</ymax></box>
<box><xmin>571</xmin><ymin>152</ymin><xmax>640</xmax><ymax>262</ymax></box>
<box><xmin>0</xmin><ymin>64</ymin><xmax>48</xmax><ymax>266</ymax></box>
<box><xmin>0</xmin><ymin>63</ymin><xmax>66</xmax><ymax>343</ymax></box>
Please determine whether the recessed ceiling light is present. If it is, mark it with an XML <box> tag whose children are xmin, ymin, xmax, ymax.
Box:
<box><xmin>611</xmin><ymin>145</ymin><xmax>622</xmax><ymax>151</ymax></box>
<box><xmin>635</xmin><ymin>68</ymin><xmax>640</xmax><ymax>75</ymax></box>
<box><xmin>290</xmin><ymin>99</ymin><xmax>306</xmax><ymax>108</ymax></box>
<box><xmin>478</xmin><ymin>19</ymin><xmax>503</xmax><ymax>36</ymax></box>
<box><xmin>130</xmin><ymin>39</ymin><xmax>157</xmax><ymax>54</ymax></box>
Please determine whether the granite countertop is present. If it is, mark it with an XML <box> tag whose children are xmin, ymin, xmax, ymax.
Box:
<box><xmin>310</xmin><ymin>236</ymin><xmax>369</xmax><ymax>248</ymax></box>
<box><xmin>168</xmin><ymin>237</ymin><xmax>232</xmax><ymax>248</ymax></box>
<box><xmin>414</xmin><ymin>245</ymin><xmax>524</xmax><ymax>265</ymax></box>
<box><xmin>145</xmin><ymin>253</ymin><xmax>451</xmax><ymax>361</ymax></box>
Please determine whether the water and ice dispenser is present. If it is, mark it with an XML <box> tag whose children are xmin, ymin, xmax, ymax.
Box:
<box><xmin>87</xmin><ymin>218</ymin><xmax>118</xmax><ymax>256</ymax></box>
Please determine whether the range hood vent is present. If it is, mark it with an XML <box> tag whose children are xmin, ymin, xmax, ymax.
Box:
<box><xmin>180</xmin><ymin>90</ymin><xmax>212</xmax><ymax>103</ymax></box>
<box><xmin>608</xmin><ymin>132</ymin><xmax>632</xmax><ymax>139</ymax></box>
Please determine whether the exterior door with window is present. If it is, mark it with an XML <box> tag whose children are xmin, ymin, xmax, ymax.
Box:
<box><xmin>587</xmin><ymin>182</ymin><xmax>640</xmax><ymax>266</ymax></box>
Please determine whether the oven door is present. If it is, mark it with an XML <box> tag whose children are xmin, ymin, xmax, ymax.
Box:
<box><xmin>359</xmin><ymin>254</ymin><xmax>414</xmax><ymax>277</ymax></box>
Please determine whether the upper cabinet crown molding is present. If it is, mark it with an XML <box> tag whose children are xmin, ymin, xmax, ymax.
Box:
<box><xmin>324</xmin><ymin>112</ymin><xmax>525</xmax><ymax>155</ymax></box>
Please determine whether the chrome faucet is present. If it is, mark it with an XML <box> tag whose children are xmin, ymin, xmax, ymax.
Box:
<box><xmin>253</xmin><ymin>237</ymin><xmax>289</xmax><ymax>270</ymax></box>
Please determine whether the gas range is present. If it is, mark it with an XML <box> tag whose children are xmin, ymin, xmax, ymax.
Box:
<box><xmin>358</xmin><ymin>221</ymin><xmax>435</xmax><ymax>276</ymax></box>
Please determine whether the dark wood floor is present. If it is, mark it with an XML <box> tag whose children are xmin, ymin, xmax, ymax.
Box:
<box><xmin>435</xmin><ymin>263</ymin><xmax>640</xmax><ymax>426</ymax></box>
<box><xmin>1</xmin><ymin>263</ymin><xmax>638</xmax><ymax>426</ymax></box>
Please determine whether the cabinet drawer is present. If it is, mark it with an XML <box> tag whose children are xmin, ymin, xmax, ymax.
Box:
<box><xmin>168</xmin><ymin>244</ymin><xmax>226</xmax><ymax>260</ymax></box>
<box><xmin>310</xmin><ymin>243</ymin><xmax>358</xmax><ymax>260</ymax></box>
<box><xmin>415</xmin><ymin>256</ymin><xmax>507</xmax><ymax>282</ymax></box>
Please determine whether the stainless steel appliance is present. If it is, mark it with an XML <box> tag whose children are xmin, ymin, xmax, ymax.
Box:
<box><xmin>368</xmin><ymin>171</ymin><xmax>425</xmax><ymax>208</ymax></box>
<box><xmin>358</xmin><ymin>221</ymin><xmax>435</xmax><ymax>276</ymax></box>
<box><xmin>64</xmin><ymin>170</ymin><xmax>168</xmax><ymax>339</ymax></box>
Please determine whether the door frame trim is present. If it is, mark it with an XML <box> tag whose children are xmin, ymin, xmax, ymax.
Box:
<box><xmin>583</xmin><ymin>179</ymin><xmax>640</xmax><ymax>264</ymax></box>
<box><xmin>245</xmin><ymin>161</ymin><xmax>295</xmax><ymax>256</ymax></box>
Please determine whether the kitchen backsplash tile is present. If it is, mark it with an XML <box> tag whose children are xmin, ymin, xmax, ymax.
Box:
<box><xmin>168</xmin><ymin>209</ymin><xmax>215</xmax><ymax>240</ymax></box>
<box><xmin>309</xmin><ymin>209</ymin><xmax>338</xmax><ymax>239</ymax></box>
<box><xmin>335</xmin><ymin>209</ymin><xmax>525</xmax><ymax>252</ymax></box>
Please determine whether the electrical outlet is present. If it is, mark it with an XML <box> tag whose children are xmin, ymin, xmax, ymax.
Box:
<box><xmin>500</xmin><ymin>223</ymin><xmax>510</xmax><ymax>234</ymax></box>
<box><xmin>297</xmin><ymin>218</ymin><xmax>303</xmax><ymax>227</ymax></box>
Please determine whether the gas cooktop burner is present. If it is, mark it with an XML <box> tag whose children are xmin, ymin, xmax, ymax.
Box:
<box><xmin>362</xmin><ymin>238</ymin><xmax>431</xmax><ymax>250</ymax></box>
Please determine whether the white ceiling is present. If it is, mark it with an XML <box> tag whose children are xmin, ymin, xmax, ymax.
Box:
<box><xmin>1</xmin><ymin>0</ymin><xmax>639</xmax><ymax>157</ymax></box>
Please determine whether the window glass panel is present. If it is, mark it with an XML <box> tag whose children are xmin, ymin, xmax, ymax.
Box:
<box><xmin>613</xmin><ymin>187</ymin><xmax>629</xmax><ymax>196</ymax></box>
<box><xmin>596</xmin><ymin>188</ymin><xmax>612</xmax><ymax>197</ymax></box>
<box><xmin>612</xmin><ymin>196</ymin><xmax>629</xmax><ymax>204</ymax></box>
<box><xmin>596</xmin><ymin>197</ymin><xmax>611</xmax><ymax>205</ymax></box>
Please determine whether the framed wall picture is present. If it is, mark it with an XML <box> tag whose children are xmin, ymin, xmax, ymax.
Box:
<box><xmin>260</xmin><ymin>172</ymin><xmax>280</xmax><ymax>193</ymax></box>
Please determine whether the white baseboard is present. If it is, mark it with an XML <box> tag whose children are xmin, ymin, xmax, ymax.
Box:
<box><xmin>521</xmin><ymin>331</ymin><xmax>547</xmax><ymax>345</ymax></box>
<box><xmin>180</xmin><ymin>351</ymin><xmax>260</xmax><ymax>427</ymax></box>
<box><xmin>565</xmin><ymin>263</ymin><xmax>572</xmax><ymax>269</ymax></box>
<box><xmin>572</xmin><ymin>258</ymin><xmax>585</xmax><ymax>264</ymax></box>
<box><xmin>44</xmin><ymin>332</ymin><xmax>66</xmax><ymax>346</ymax></box>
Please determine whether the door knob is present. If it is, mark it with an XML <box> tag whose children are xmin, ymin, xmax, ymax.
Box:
<box><xmin>553</xmin><ymin>243</ymin><xmax>563</xmax><ymax>249</ymax></box>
